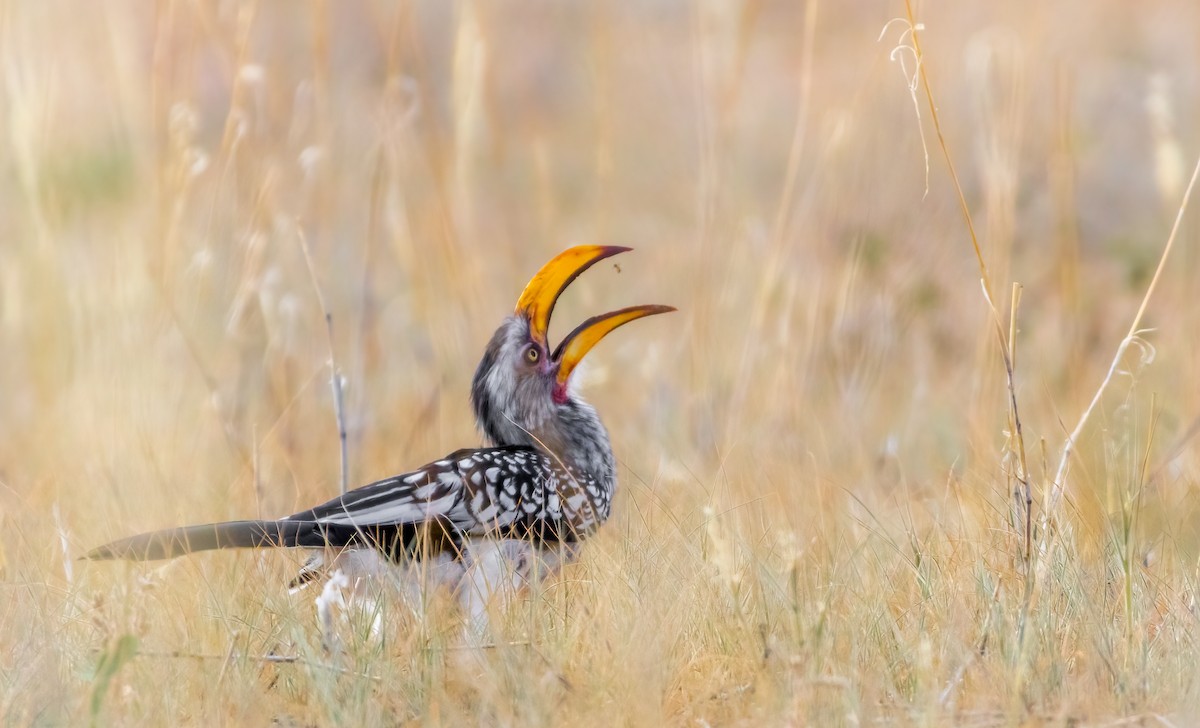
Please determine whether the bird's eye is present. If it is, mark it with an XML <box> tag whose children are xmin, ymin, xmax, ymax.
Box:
<box><xmin>525</xmin><ymin>347</ymin><xmax>540</xmax><ymax>364</ymax></box>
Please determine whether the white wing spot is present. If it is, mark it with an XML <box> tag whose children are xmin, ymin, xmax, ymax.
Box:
<box><xmin>566</xmin><ymin>493</ymin><xmax>587</xmax><ymax>511</ymax></box>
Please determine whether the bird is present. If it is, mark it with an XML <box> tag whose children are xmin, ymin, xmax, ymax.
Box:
<box><xmin>86</xmin><ymin>245</ymin><xmax>674</xmax><ymax>624</ymax></box>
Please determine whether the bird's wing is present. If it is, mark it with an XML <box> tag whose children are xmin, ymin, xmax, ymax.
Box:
<box><xmin>84</xmin><ymin>447</ymin><xmax>599</xmax><ymax>564</ymax></box>
<box><xmin>284</xmin><ymin>446</ymin><xmax>598</xmax><ymax>541</ymax></box>
<box><xmin>285</xmin><ymin>455</ymin><xmax>468</xmax><ymax>526</ymax></box>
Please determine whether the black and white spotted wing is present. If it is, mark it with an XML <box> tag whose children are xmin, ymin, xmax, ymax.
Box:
<box><xmin>284</xmin><ymin>446</ymin><xmax>611</xmax><ymax>552</ymax></box>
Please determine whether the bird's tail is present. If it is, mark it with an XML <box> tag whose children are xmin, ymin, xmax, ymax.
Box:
<box><xmin>84</xmin><ymin>520</ymin><xmax>331</xmax><ymax>561</ymax></box>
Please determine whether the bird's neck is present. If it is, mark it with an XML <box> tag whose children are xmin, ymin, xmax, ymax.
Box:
<box><xmin>537</xmin><ymin>398</ymin><xmax>617</xmax><ymax>488</ymax></box>
<box><xmin>475</xmin><ymin>393</ymin><xmax>616</xmax><ymax>489</ymax></box>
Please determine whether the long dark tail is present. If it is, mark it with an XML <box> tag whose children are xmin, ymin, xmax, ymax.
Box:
<box><xmin>85</xmin><ymin>520</ymin><xmax>336</xmax><ymax>561</ymax></box>
<box><xmin>85</xmin><ymin>518</ymin><xmax>465</xmax><ymax>563</ymax></box>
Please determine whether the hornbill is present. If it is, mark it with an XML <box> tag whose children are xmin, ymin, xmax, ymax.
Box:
<box><xmin>86</xmin><ymin>246</ymin><xmax>673</xmax><ymax>618</ymax></box>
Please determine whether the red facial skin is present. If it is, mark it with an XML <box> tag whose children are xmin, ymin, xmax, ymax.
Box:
<box><xmin>552</xmin><ymin>379</ymin><xmax>570</xmax><ymax>405</ymax></box>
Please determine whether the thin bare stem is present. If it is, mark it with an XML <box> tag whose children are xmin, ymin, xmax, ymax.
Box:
<box><xmin>902</xmin><ymin>2</ymin><xmax>1033</xmax><ymax>560</ymax></box>
<box><xmin>297</xmin><ymin>224</ymin><xmax>350</xmax><ymax>495</ymax></box>
<box><xmin>903</xmin><ymin>0</ymin><xmax>994</xmax><ymax>306</ymax></box>
<box><xmin>1045</xmin><ymin>151</ymin><xmax>1200</xmax><ymax>518</ymax></box>
<box><xmin>130</xmin><ymin>650</ymin><xmax>380</xmax><ymax>681</ymax></box>
<box><xmin>1008</xmin><ymin>283</ymin><xmax>1031</xmax><ymax>561</ymax></box>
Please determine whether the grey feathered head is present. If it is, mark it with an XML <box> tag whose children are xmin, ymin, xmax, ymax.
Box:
<box><xmin>470</xmin><ymin>246</ymin><xmax>674</xmax><ymax>459</ymax></box>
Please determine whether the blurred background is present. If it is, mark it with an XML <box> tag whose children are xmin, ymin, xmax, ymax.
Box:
<box><xmin>4</xmin><ymin>0</ymin><xmax>1200</xmax><ymax>723</ymax></box>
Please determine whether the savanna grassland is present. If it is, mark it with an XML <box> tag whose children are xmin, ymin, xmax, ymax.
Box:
<box><xmin>4</xmin><ymin>0</ymin><xmax>1200</xmax><ymax>725</ymax></box>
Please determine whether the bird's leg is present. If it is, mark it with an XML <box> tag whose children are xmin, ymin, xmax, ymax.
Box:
<box><xmin>315</xmin><ymin>569</ymin><xmax>350</xmax><ymax>655</ymax></box>
<box><xmin>317</xmin><ymin>548</ymin><xmax>470</xmax><ymax>643</ymax></box>
<box><xmin>455</xmin><ymin>538</ymin><xmax>584</xmax><ymax>640</ymax></box>
<box><xmin>456</xmin><ymin>539</ymin><xmax>542</xmax><ymax>638</ymax></box>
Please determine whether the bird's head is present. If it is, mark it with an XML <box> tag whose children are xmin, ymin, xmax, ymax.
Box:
<box><xmin>471</xmin><ymin>246</ymin><xmax>673</xmax><ymax>461</ymax></box>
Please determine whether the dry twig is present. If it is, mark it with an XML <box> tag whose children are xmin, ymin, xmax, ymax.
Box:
<box><xmin>297</xmin><ymin>224</ymin><xmax>350</xmax><ymax>494</ymax></box>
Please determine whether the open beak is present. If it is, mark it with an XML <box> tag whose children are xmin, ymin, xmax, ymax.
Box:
<box><xmin>552</xmin><ymin>304</ymin><xmax>676</xmax><ymax>386</ymax></box>
<box><xmin>516</xmin><ymin>245</ymin><xmax>631</xmax><ymax>347</ymax></box>
<box><xmin>515</xmin><ymin>245</ymin><xmax>675</xmax><ymax>386</ymax></box>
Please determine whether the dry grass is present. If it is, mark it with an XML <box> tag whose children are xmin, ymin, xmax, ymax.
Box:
<box><xmin>4</xmin><ymin>0</ymin><xmax>1200</xmax><ymax>724</ymax></box>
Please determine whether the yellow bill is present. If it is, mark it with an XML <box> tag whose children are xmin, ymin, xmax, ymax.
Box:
<box><xmin>516</xmin><ymin>245</ymin><xmax>631</xmax><ymax>346</ymax></box>
<box><xmin>553</xmin><ymin>305</ymin><xmax>676</xmax><ymax>386</ymax></box>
